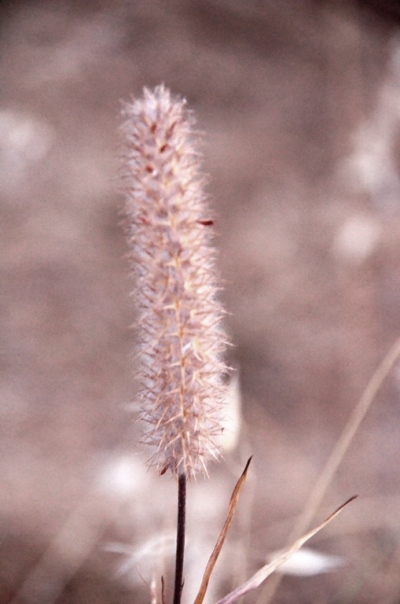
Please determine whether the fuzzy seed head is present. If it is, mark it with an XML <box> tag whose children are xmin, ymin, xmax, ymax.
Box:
<box><xmin>121</xmin><ymin>85</ymin><xmax>227</xmax><ymax>479</ymax></box>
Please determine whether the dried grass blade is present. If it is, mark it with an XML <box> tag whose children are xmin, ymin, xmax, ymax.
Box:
<box><xmin>193</xmin><ymin>457</ymin><xmax>253</xmax><ymax>604</ymax></box>
<box><xmin>261</xmin><ymin>335</ymin><xmax>400</xmax><ymax>604</ymax></box>
<box><xmin>215</xmin><ymin>496</ymin><xmax>357</xmax><ymax>604</ymax></box>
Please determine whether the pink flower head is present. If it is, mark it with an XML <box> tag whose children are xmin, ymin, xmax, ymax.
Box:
<box><xmin>121</xmin><ymin>86</ymin><xmax>227</xmax><ymax>479</ymax></box>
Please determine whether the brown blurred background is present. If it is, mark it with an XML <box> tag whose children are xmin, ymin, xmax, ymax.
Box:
<box><xmin>2</xmin><ymin>1</ymin><xmax>400</xmax><ymax>602</ymax></box>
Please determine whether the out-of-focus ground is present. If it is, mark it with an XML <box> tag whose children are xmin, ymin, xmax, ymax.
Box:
<box><xmin>2</xmin><ymin>1</ymin><xmax>400</xmax><ymax>602</ymax></box>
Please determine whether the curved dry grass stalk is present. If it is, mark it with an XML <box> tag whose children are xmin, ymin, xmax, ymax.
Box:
<box><xmin>194</xmin><ymin>457</ymin><xmax>252</xmax><ymax>604</ymax></box>
<box><xmin>216</xmin><ymin>497</ymin><xmax>356</xmax><ymax>604</ymax></box>
<box><xmin>261</xmin><ymin>335</ymin><xmax>400</xmax><ymax>604</ymax></box>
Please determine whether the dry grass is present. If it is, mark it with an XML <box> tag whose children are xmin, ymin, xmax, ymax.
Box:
<box><xmin>2</xmin><ymin>1</ymin><xmax>400</xmax><ymax>603</ymax></box>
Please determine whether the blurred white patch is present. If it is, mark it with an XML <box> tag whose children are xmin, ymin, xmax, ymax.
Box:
<box><xmin>333</xmin><ymin>215</ymin><xmax>380</xmax><ymax>263</ymax></box>
<box><xmin>219</xmin><ymin>371</ymin><xmax>242</xmax><ymax>452</ymax></box>
<box><xmin>0</xmin><ymin>109</ymin><xmax>53</xmax><ymax>191</ymax></box>
<box><xmin>106</xmin><ymin>532</ymin><xmax>176</xmax><ymax>582</ymax></box>
<box><xmin>109</xmin><ymin>530</ymin><xmax>224</xmax><ymax>604</ymax></box>
<box><xmin>339</xmin><ymin>37</ymin><xmax>400</xmax><ymax>207</ymax></box>
<box><xmin>97</xmin><ymin>455</ymin><xmax>146</xmax><ymax>499</ymax></box>
<box><xmin>270</xmin><ymin>547</ymin><xmax>344</xmax><ymax>577</ymax></box>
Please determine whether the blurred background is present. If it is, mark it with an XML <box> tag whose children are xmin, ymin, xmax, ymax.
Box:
<box><xmin>2</xmin><ymin>0</ymin><xmax>400</xmax><ymax>602</ymax></box>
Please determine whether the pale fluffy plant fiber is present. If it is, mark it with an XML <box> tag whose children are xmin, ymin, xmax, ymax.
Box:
<box><xmin>121</xmin><ymin>85</ymin><xmax>227</xmax><ymax>480</ymax></box>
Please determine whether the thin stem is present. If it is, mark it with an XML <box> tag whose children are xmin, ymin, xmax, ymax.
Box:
<box><xmin>173</xmin><ymin>472</ymin><xmax>187</xmax><ymax>604</ymax></box>
<box><xmin>260</xmin><ymin>335</ymin><xmax>400</xmax><ymax>604</ymax></box>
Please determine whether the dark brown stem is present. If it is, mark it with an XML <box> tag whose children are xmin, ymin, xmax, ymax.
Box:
<box><xmin>173</xmin><ymin>473</ymin><xmax>187</xmax><ymax>604</ymax></box>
